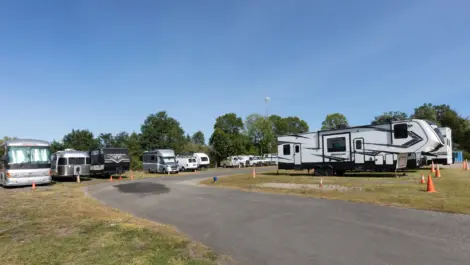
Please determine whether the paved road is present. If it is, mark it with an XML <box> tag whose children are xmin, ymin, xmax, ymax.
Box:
<box><xmin>87</xmin><ymin>167</ymin><xmax>470</xmax><ymax>265</ymax></box>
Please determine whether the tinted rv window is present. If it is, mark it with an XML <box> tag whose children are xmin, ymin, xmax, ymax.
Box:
<box><xmin>69</xmin><ymin>158</ymin><xmax>85</xmax><ymax>165</ymax></box>
<box><xmin>283</xmin><ymin>144</ymin><xmax>291</xmax><ymax>155</ymax></box>
<box><xmin>394</xmin><ymin>124</ymin><xmax>408</xmax><ymax>139</ymax></box>
<box><xmin>327</xmin><ymin>137</ymin><xmax>346</xmax><ymax>152</ymax></box>
<box><xmin>86</xmin><ymin>157</ymin><xmax>91</xmax><ymax>164</ymax></box>
<box><xmin>355</xmin><ymin>140</ymin><xmax>362</xmax><ymax>150</ymax></box>
<box><xmin>58</xmin><ymin>158</ymin><xmax>67</xmax><ymax>165</ymax></box>
<box><xmin>201</xmin><ymin>157</ymin><xmax>208</xmax><ymax>161</ymax></box>
<box><xmin>295</xmin><ymin>145</ymin><xmax>300</xmax><ymax>153</ymax></box>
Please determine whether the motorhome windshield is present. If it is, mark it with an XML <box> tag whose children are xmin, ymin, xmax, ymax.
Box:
<box><xmin>7</xmin><ymin>146</ymin><xmax>51</xmax><ymax>164</ymax></box>
<box><xmin>163</xmin><ymin>156</ymin><xmax>176</xmax><ymax>163</ymax></box>
<box><xmin>425</xmin><ymin>120</ymin><xmax>445</xmax><ymax>144</ymax></box>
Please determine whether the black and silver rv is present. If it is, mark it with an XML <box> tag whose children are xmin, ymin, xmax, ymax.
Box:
<box><xmin>89</xmin><ymin>148</ymin><xmax>130</xmax><ymax>176</ymax></box>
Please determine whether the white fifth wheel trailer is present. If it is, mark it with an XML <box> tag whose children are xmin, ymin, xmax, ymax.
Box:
<box><xmin>424</xmin><ymin>127</ymin><xmax>452</xmax><ymax>165</ymax></box>
<box><xmin>277</xmin><ymin>119</ymin><xmax>444</xmax><ymax>176</ymax></box>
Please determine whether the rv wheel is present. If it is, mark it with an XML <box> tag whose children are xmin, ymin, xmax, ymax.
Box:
<box><xmin>148</xmin><ymin>169</ymin><xmax>152</xmax><ymax>174</ymax></box>
<box><xmin>336</xmin><ymin>170</ymin><xmax>345</xmax><ymax>177</ymax></box>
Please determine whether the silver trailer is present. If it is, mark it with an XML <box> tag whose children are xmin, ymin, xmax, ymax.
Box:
<box><xmin>0</xmin><ymin>139</ymin><xmax>52</xmax><ymax>187</ymax></box>
<box><xmin>143</xmin><ymin>149</ymin><xmax>179</xmax><ymax>174</ymax></box>
<box><xmin>51</xmin><ymin>149</ymin><xmax>90</xmax><ymax>178</ymax></box>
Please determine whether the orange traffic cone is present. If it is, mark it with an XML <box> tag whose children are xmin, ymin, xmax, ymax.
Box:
<box><xmin>252</xmin><ymin>167</ymin><xmax>256</xmax><ymax>178</ymax></box>
<box><xmin>32</xmin><ymin>181</ymin><xmax>36</xmax><ymax>190</ymax></box>
<box><xmin>420</xmin><ymin>173</ymin><xmax>425</xmax><ymax>184</ymax></box>
<box><xmin>431</xmin><ymin>161</ymin><xmax>435</xmax><ymax>173</ymax></box>
<box><xmin>319</xmin><ymin>178</ymin><xmax>323</xmax><ymax>188</ymax></box>
<box><xmin>110</xmin><ymin>175</ymin><xmax>113</xmax><ymax>182</ymax></box>
<box><xmin>119</xmin><ymin>174</ymin><xmax>122</xmax><ymax>181</ymax></box>
<box><xmin>427</xmin><ymin>173</ymin><xmax>436</xmax><ymax>193</ymax></box>
<box><xmin>130</xmin><ymin>170</ymin><xmax>134</xmax><ymax>180</ymax></box>
<box><xmin>464</xmin><ymin>160</ymin><xmax>468</xmax><ymax>170</ymax></box>
<box><xmin>435</xmin><ymin>164</ymin><xmax>441</xmax><ymax>178</ymax></box>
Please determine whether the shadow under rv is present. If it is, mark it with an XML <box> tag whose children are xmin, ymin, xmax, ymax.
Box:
<box><xmin>277</xmin><ymin>119</ymin><xmax>444</xmax><ymax>176</ymax></box>
<box><xmin>89</xmin><ymin>148</ymin><xmax>131</xmax><ymax>177</ymax></box>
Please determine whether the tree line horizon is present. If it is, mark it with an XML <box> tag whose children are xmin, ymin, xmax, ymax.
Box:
<box><xmin>1</xmin><ymin>103</ymin><xmax>469</xmax><ymax>169</ymax></box>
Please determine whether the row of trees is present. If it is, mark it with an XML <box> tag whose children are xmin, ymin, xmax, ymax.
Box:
<box><xmin>1</xmin><ymin>103</ymin><xmax>469</xmax><ymax>168</ymax></box>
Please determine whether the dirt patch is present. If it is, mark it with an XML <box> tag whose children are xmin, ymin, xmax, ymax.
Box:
<box><xmin>257</xmin><ymin>182</ymin><xmax>355</xmax><ymax>192</ymax></box>
<box><xmin>115</xmin><ymin>182</ymin><xmax>170</xmax><ymax>195</ymax></box>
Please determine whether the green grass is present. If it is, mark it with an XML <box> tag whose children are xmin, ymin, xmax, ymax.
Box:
<box><xmin>201</xmin><ymin>168</ymin><xmax>470</xmax><ymax>214</ymax></box>
<box><xmin>0</xmin><ymin>180</ymin><xmax>226</xmax><ymax>265</ymax></box>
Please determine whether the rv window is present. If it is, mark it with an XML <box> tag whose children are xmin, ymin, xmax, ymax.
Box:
<box><xmin>327</xmin><ymin>137</ymin><xmax>346</xmax><ymax>152</ymax></box>
<box><xmin>150</xmin><ymin>155</ymin><xmax>155</xmax><ymax>161</ymax></box>
<box><xmin>58</xmin><ymin>158</ymin><xmax>67</xmax><ymax>165</ymax></box>
<box><xmin>201</xmin><ymin>157</ymin><xmax>208</xmax><ymax>161</ymax></box>
<box><xmin>283</xmin><ymin>144</ymin><xmax>291</xmax><ymax>155</ymax></box>
<box><xmin>295</xmin><ymin>145</ymin><xmax>300</xmax><ymax>153</ymax></box>
<box><xmin>394</xmin><ymin>124</ymin><xmax>408</xmax><ymax>139</ymax></box>
<box><xmin>355</xmin><ymin>140</ymin><xmax>362</xmax><ymax>150</ymax></box>
<box><xmin>86</xmin><ymin>157</ymin><xmax>91</xmax><ymax>164</ymax></box>
<box><xmin>69</xmin><ymin>157</ymin><xmax>85</xmax><ymax>165</ymax></box>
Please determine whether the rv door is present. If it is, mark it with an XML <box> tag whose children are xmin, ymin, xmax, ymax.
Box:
<box><xmin>294</xmin><ymin>144</ymin><xmax>301</xmax><ymax>166</ymax></box>
<box><xmin>353</xmin><ymin>138</ymin><xmax>364</xmax><ymax>164</ymax></box>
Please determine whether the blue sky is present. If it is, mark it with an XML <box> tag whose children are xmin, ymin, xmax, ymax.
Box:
<box><xmin>1</xmin><ymin>0</ymin><xmax>469</xmax><ymax>143</ymax></box>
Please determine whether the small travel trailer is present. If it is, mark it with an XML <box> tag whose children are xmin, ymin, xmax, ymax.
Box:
<box><xmin>0</xmin><ymin>139</ymin><xmax>52</xmax><ymax>187</ymax></box>
<box><xmin>143</xmin><ymin>149</ymin><xmax>179</xmax><ymax>174</ymax></box>
<box><xmin>424</xmin><ymin>127</ymin><xmax>453</xmax><ymax>165</ymax></box>
<box><xmin>176</xmin><ymin>155</ymin><xmax>198</xmax><ymax>172</ymax></box>
<box><xmin>193</xmin><ymin>153</ymin><xmax>210</xmax><ymax>168</ymax></box>
<box><xmin>51</xmin><ymin>149</ymin><xmax>90</xmax><ymax>178</ymax></box>
<box><xmin>89</xmin><ymin>147</ymin><xmax>130</xmax><ymax>176</ymax></box>
<box><xmin>277</xmin><ymin>119</ymin><xmax>444</xmax><ymax>176</ymax></box>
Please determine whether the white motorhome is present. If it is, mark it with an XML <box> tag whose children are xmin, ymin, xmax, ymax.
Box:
<box><xmin>143</xmin><ymin>149</ymin><xmax>179</xmax><ymax>174</ymax></box>
<box><xmin>176</xmin><ymin>155</ymin><xmax>198</xmax><ymax>172</ymax></box>
<box><xmin>424</xmin><ymin>127</ymin><xmax>453</xmax><ymax>165</ymax></box>
<box><xmin>193</xmin><ymin>153</ymin><xmax>210</xmax><ymax>168</ymax></box>
<box><xmin>0</xmin><ymin>139</ymin><xmax>52</xmax><ymax>187</ymax></box>
<box><xmin>277</xmin><ymin>119</ymin><xmax>444</xmax><ymax>176</ymax></box>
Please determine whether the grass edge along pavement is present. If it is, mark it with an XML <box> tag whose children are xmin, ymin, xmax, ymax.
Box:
<box><xmin>0</xmin><ymin>179</ymin><xmax>234</xmax><ymax>265</ymax></box>
<box><xmin>200</xmin><ymin>167</ymin><xmax>470</xmax><ymax>214</ymax></box>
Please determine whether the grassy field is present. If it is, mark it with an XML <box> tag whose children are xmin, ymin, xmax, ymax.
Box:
<box><xmin>201</xmin><ymin>168</ymin><xmax>470</xmax><ymax>214</ymax></box>
<box><xmin>0</xmin><ymin>176</ymin><xmax>228</xmax><ymax>265</ymax></box>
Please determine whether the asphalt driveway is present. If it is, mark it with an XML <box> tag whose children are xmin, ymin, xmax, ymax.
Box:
<box><xmin>87</xmin><ymin>167</ymin><xmax>470</xmax><ymax>265</ymax></box>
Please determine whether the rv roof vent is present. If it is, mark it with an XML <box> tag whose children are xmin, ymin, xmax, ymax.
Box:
<box><xmin>64</xmin><ymin>148</ymin><xmax>75</xmax><ymax>151</ymax></box>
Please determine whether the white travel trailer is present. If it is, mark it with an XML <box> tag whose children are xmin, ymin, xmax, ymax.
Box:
<box><xmin>424</xmin><ymin>127</ymin><xmax>453</xmax><ymax>165</ymax></box>
<box><xmin>0</xmin><ymin>139</ymin><xmax>52</xmax><ymax>187</ymax></box>
<box><xmin>51</xmin><ymin>149</ymin><xmax>90</xmax><ymax>178</ymax></box>
<box><xmin>176</xmin><ymin>155</ymin><xmax>198</xmax><ymax>172</ymax></box>
<box><xmin>89</xmin><ymin>147</ymin><xmax>130</xmax><ymax>177</ymax></box>
<box><xmin>143</xmin><ymin>149</ymin><xmax>179</xmax><ymax>174</ymax></box>
<box><xmin>193</xmin><ymin>153</ymin><xmax>210</xmax><ymax>168</ymax></box>
<box><xmin>277</xmin><ymin>119</ymin><xmax>444</xmax><ymax>176</ymax></box>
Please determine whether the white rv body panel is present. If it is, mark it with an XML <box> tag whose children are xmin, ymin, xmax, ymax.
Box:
<box><xmin>193</xmin><ymin>153</ymin><xmax>210</xmax><ymax>168</ymax></box>
<box><xmin>278</xmin><ymin>119</ymin><xmax>444</xmax><ymax>175</ymax></box>
<box><xmin>425</xmin><ymin>127</ymin><xmax>453</xmax><ymax>165</ymax></box>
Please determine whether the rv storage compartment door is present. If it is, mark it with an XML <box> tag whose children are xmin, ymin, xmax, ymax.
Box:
<box><xmin>323</xmin><ymin>134</ymin><xmax>351</xmax><ymax>163</ymax></box>
<box><xmin>396</xmin><ymin>153</ymin><xmax>408</xmax><ymax>169</ymax></box>
<box><xmin>294</xmin><ymin>144</ymin><xmax>301</xmax><ymax>167</ymax></box>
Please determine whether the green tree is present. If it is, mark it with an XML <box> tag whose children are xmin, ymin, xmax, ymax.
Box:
<box><xmin>209</xmin><ymin>128</ymin><xmax>232</xmax><ymax>165</ymax></box>
<box><xmin>245</xmin><ymin>114</ymin><xmax>275</xmax><ymax>155</ymax></box>
<box><xmin>50</xmin><ymin>140</ymin><xmax>64</xmax><ymax>153</ymax></box>
<box><xmin>140</xmin><ymin>111</ymin><xmax>186</xmax><ymax>153</ymax></box>
<box><xmin>126</xmin><ymin>132</ymin><xmax>143</xmax><ymax>170</ymax></box>
<box><xmin>371</xmin><ymin>111</ymin><xmax>408</xmax><ymax>125</ymax></box>
<box><xmin>211</xmin><ymin>113</ymin><xmax>246</xmax><ymax>157</ymax></box>
<box><xmin>191</xmin><ymin>131</ymin><xmax>205</xmax><ymax>145</ymax></box>
<box><xmin>62</xmin><ymin>129</ymin><xmax>99</xmax><ymax>151</ymax></box>
<box><xmin>411</xmin><ymin>103</ymin><xmax>437</xmax><ymax>122</ymax></box>
<box><xmin>98</xmin><ymin>133</ymin><xmax>115</xmax><ymax>148</ymax></box>
<box><xmin>321</xmin><ymin>113</ymin><xmax>349</xmax><ymax>130</ymax></box>
<box><xmin>284</xmin><ymin>116</ymin><xmax>309</xmax><ymax>134</ymax></box>
<box><xmin>114</xmin><ymin>131</ymin><xmax>130</xmax><ymax>148</ymax></box>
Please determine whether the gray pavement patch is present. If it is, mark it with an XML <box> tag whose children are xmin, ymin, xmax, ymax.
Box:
<box><xmin>115</xmin><ymin>182</ymin><xmax>170</xmax><ymax>195</ymax></box>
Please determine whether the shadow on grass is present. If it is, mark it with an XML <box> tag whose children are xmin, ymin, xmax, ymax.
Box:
<box><xmin>52</xmin><ymin>176</ymin><xmax>93</xmax><ymax>182</ymax></box>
